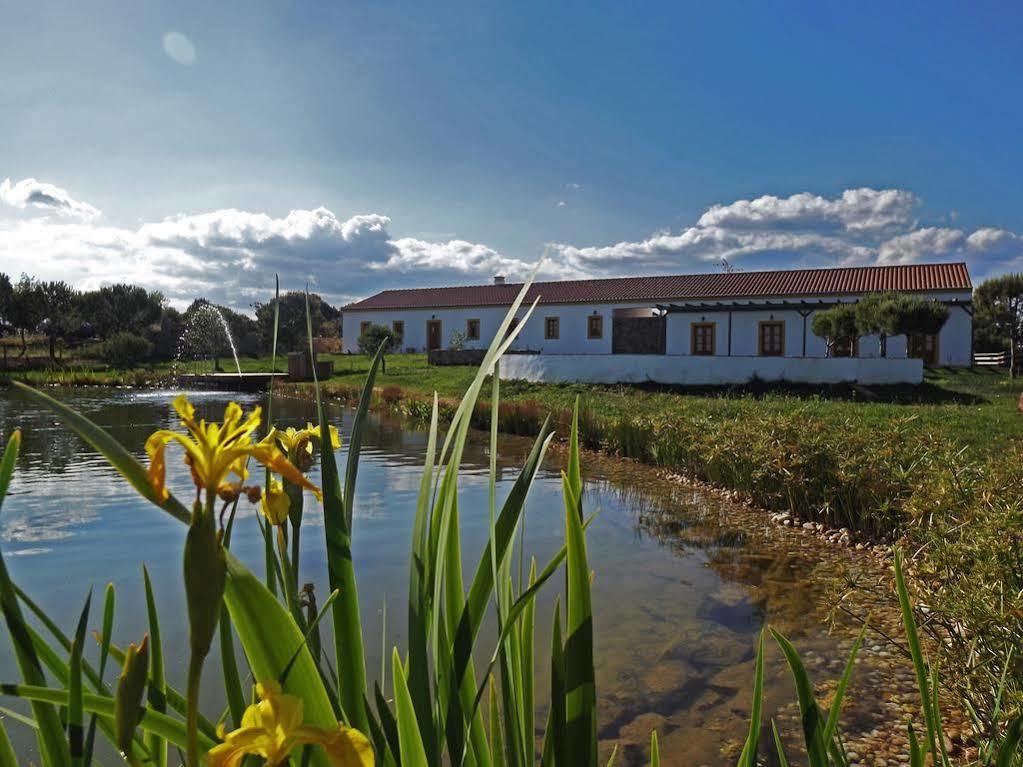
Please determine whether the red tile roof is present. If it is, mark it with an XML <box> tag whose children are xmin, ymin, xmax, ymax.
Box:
<box><xmin>345</xmin><ymin>262</ymin><xmax>972</xmax><ymax>311</ymax></box>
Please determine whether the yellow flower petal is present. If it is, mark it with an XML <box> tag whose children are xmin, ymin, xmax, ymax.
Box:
<box><xmin>260</xmin><ymin>479</ymin><xmax>290</xmax><ymax>526</ymax></box>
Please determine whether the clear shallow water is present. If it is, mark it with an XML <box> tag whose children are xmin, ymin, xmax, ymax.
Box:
<box><xmin>0</xmin><ymin>386</ymin><xmax>855</xmax><ymax>765</ymax></box>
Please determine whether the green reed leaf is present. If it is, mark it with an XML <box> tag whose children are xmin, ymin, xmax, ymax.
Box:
<box><xmin>649</xmin><ymin>730</ymin><xmax>660</xmax><ymax>767</ymax></box>
<box><xmin>393</xmin><ymin>649</ymin><xmax>429</xmax><ymax>767</ymax></box>
<box><xmin>770</xmin><ymin>627</ymin><xmax>829</xmax><ymax>767</ymax></box>
<box><xmin>542</xmin><ymin>600</ymin><xmax>566</xmax><ymax>767</ymax></box>
<box><xmin>0</xmin><ymin>429</ymin><xmax>70</xmax><ymax>767</ymax></box>
<box><xmin>771</xmin><ymin>719</ymin><xmax>789</xmax><ymax>767</ymax></box>
<box><xmin>142</xmin><ymin>566</ymin><xmax>168</xmax><ymax>767</ymax></box>
<box><xmin>0</xmin><ymin>717</ymin><xmax>17</xmax><ymax>767</ymax></box>
<box><xmin>318</xmin><ymin>392</ymin><xmax>370</xmax><ymax>734</ymax></box>
<box><xmin>894</xmin><ymin>549</ymin><xmax>944</xmax><ymax>765</ymax></box>
<box><xmin>222</xmin><ymin>553</ymin><xmax>336</xmax><ymax>767</ymax></box>
<box><xmin>218</xmin><ymin>608</ymin><xmax>245</xmax><ymax>730</ymax></box>
<box><xmin>823</xmin><ymin>623</ymin><xmax>866</xmax><ymax>748</ymax></box>
<box><xmin>562</xmin><ymin>399</ymin><xmax>596</xmax><ymax>767</ymax></box>
<box><xmin>995</xmin><ymin>714</ymin><xmax>1023</xmax><ymax>767</ymax></box>
<box><xmin>1</xmin><ymin>684</ymin><xmax>214</xmax><ymax>753</ymax></box>
<box><xmin>84</xmin><ymin>581</ymin><xmax>115</xmax><ymax>767</ymax></box>
<box><xmin>68</xmin><ymin>590</ymin><xmax>91</xmax><ymax>767</ymax></box>
<box><xmin>737</xmin><ymin>629</ymin><xmax>765</xmax><ymax>767</ymax></box>
<box><xmin>908</xmin><ymin>723</ymin><xmax>924</xmax><ymax>767</ymax></box>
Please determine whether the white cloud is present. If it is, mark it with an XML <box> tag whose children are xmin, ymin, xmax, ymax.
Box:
<box><xmin>162</xmin><ymin>32</ymin><xmax>197</xmax><ymax>66</ymax></box>
<box><xmin>0</xmin><ymin>177</ymin><xmax>101</xmax><ymax>221</ymax></box>
<box><xmin>546</xmin><ymin>188</ymin><xmax>1021</xmax><ymax>278</ymax></box>
<box><xmin>2</xmin><ymin>180</ymin><xmax>1021</xmax><ymax>311</ymax></box>
<box><xmin>556</xmin><ymin>200</ymin><xmax>567</xmax><ymax>208</ymax></box>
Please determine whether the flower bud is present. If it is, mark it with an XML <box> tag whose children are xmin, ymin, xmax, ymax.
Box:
<box><xmin>184</xmin><ymin>506</ymin><xmax>227</xmax><ymax>660</ymax></box>
<box><xmin>244</xmin><ymin>485</ymin><xmax>263</xmax><ymax>504</ymax></box>
<box><xmin>115</xmin><ymin>635</ymin><xmax>150</xmax><ymax>757</ymax></box>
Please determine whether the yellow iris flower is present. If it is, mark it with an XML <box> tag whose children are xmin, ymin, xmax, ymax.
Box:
<box><xmin>145</xmin><ymin>395</ymin><xmax>321</xmax><ymax>502</ymax></box>
<box><xmin>260</xmin><ymin>478</ymin><xmax>290</xmax><ymax>527</ymax></box>
<box><xmin>206</xmin><ymin>680</ymin><xmax>373</xmax><ymax>767</ymax></box>
<box><xmin>272</xmin><ymin>423</ymin><xmax>341</xmax><ymax>456</ymax></box>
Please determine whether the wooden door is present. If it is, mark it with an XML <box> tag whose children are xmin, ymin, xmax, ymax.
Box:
<box><xmin>427</xmin><ymin>320</ymin><xmax>442</xmax><ymax>351</ymax></box>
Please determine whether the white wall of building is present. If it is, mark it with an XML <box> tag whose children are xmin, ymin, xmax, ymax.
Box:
<box><xmin>498</xmin><ymin>354</ymin><xmax>925</xmax><ymax>386</ymax></box>
<box><xmin>342</xmin><ymin>289</ymin><xmax>973</xmax><ymax>367</ymax></box>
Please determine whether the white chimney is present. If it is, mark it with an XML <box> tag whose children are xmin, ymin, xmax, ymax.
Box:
<box><xmin>493</xmin><ymin>275</ymin><xmax>506</xmax><ymax>285</ymax></box>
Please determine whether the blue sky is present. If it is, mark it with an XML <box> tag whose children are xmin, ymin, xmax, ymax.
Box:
<box><xmin>2</xmin><ymin>1</ymin><xmax>1021</xmax><ymax>309</ymax></box>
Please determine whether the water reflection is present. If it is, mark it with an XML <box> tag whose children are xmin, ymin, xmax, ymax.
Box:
<box><xmin>0</xmin><ymin>386</ymin><xmax>851</xmax><ymax>765</ymax></box>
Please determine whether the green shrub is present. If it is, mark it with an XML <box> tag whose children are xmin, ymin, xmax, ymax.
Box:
<box><xmin>101</xmin><ymin>331</ymin><xmax>154</xmax><ymax>368</ymax></box>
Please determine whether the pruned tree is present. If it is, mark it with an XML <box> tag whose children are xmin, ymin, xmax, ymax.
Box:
<box><xmin>811</xmin><ymin>304</ymin><xmax>859</xmax><ymax>357</ymax></box>
<box><xmin>974</xmin><ymin>274</ymin><xmax>1023</xmax><ymax>375</ymax></box>
<box><xmin>357</xmin><ymin>323</ymin><xmax>401</xmax><ymax>373</ymax></box>
<box><xmin>853</xmin><ymin>292</ymin><xmax>949</xmax><ymax>359</ymax></box>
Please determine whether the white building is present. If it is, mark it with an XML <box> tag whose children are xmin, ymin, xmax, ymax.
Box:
<box><xmin>341</xmin><ymin>263</ymin><xmax>974</xmax><ymax>384</ymax></box>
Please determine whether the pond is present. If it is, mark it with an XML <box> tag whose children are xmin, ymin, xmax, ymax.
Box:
<box><xmin>0</xmin><ymin>386</ymin><xmax>878</xmax><ymax>765</ymax></box>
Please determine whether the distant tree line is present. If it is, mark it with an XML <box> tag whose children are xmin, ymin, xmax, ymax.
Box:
<box><xmin>0</xmin><ymin>272</ymin><xmax>340</xmax><ymax>367</ymax></box>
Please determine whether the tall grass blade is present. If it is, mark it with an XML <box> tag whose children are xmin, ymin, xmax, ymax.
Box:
<box><xmin>68</xmin><ymin>590</ymin><xmax>92</xmax><ymax>767</ymax></box>
<box><xmin>542</xmin><ymin>600</ymin><xmax>566</xmax><ymax>767</ymax></box>
<box><xmin>218</xmin><ymin>609</ymin><xmax>245</xmax><ymax>730</ymax></box>
<box><xmin>649</xmin><ymin>730</ymin><xmax>660</xmax><ymax>767</ymax></box>
<box><xmin>392</xmin><ymin>649</ymin><xmax>429</xmax><ymax>767</ymax></box>
<box><xmin>771</xmin><ymin>720</ymin><xmax>789</xmax><ymax>767</ymax></box>
<box><xmin>309</xmin><ymin>290</ymin><xmax>376</xmax><ymax>736</ymax></box>
<box><xmin>995</xmin><ymin>714</ymin><xmax>1023</xmax><ymax>767</ymax></box>
<box><xmin>770</xmin><ymin>627</ymin><xmax>829</xmax><ymax>767</ymax></box>
<box><xmin>894</xmin><ymin>550</ymin><xmax>944</xmax><ymax>765</ymax></box>
<box><xmin>737</xmin><ymin>629</ymin><xmax>765</xmax><ymax>767</ymax></box>
<box><xmin>84</xmin><ymin>582</ymin><xmax>115</xmax><ymax>767</ymax></box>
<box><xmin>0</xmin><ymin>429</ymin><xmax>70</xmax><ymax>767</ymax></box>
<box><xmin>823</xmin><ymin>623</ymin><xmax>866</xmax><ymax>747</ymax></box>
<box><xmin>908</xmin><ymin>724</ymin><xmax>924</xmax><ymax>767</ymax></box>
<box><xmin>562</xmin><ymin>399</ymin><xmax>596</xmax><ymax>767</ymax></box>
<box><xmin>0</xmin><ymin>718</ymin><xmax>17</xmax><ymax>767</ymax></box>
<box><xmin>142</xmin><ymin>566</ymin><xmax>168</xmax><ymax>767</ymax></box>
<box><xmin>0</xmin><ymin>684</ymin><xmax>214</xmax><ymax>753</ymax></box>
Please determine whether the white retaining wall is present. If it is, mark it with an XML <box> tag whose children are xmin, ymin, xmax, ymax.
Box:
<box><xmin>497</xmin><ymin>354</ymin><xmax>924</xmax><ymax>386</ymax></box>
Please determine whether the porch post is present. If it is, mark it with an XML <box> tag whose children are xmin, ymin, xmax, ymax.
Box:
<box><xmin>727</xmin><ymin>311</ymin><xmax>733</xmax><ymax>356</ymax></box>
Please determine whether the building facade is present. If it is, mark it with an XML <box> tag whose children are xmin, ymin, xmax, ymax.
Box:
<box><xmin>341</xmin><ymin>263</ymin><xmax>974</xmax><ymax>368</ymax></box>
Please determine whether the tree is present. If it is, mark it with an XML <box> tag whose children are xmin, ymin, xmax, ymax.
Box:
<box><xmin>37</xmin><ymin>281</ymin><xmax>77</xmax><ymax>359</ymax></box>
<box><xmin>0</xmin><ymin>273</ymin><xmax>12</xmax><ymax>335</ymax></box>
<box><xmin>357</xmin><ymin>323</ymin><xmax>401</xmax><ymax>373</ymax></box>
<box><xmin>853</xmin><ymin>292</ymin><xmax>949</xmax><ymax>359</ymax></box>
<box><xmin>75</xmin><ymin>284</ymin><xmax>164</xmax><ymax>338</ymax></box>
<box><xmin>10</xmin><ymin>275</ymin><xmax>43</xmax><ymax>356</ymax></box>
<box><xmin>254</xmin><ymin>291</ymin><xmax>339</xmax><ymax>352</ymax></box>
<box><xmin>974</xmin><ymin>274</ymin><xmax>1023</xmax><ymax>375</ymax></box>
<box><xmin>811</xmin><ymin>304</ymin><xmax>859</xmax><ymax>357</ymax></box>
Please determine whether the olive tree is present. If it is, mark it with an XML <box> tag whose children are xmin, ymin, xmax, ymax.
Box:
<box><xmin>357</xmin><ymin>323</ymin><xmax>401</xmax><ymax>373</ymax></box>
<box><xmin>854</xmin><ymin>292</ymin><xmax>949</xmax><ymax>358</ymax></box>
<box><xmin>811</xmin><ymin>304</ymin><xmax>859</xmax><ymax>357</ymax></box>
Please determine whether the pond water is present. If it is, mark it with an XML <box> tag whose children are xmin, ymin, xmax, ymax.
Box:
<box><xmin>0</xmin><ymin>386</ymin><xmax>870</xmax><ymax>765</ymax></box>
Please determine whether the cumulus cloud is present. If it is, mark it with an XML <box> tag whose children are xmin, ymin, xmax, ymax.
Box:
<box><xmin>0</xmin><ymin>178</ymin><xmax>101</xmax><ymax>220</ymax></box>
<box><xmin>546</xmin><ymin>188</ymin><xmax>1021</xmax><ymax>278</ymax></box>
<box><xmin>1</xmin><ymin>180</ymin><xmax>1021</xmax><ymax>312</ymax></box>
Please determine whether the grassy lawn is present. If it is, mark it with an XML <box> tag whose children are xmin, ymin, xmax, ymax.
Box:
<box><xmin>310</xmin><ymin>353</ymin><xmax>1023</xmax><ymax>458</ymax></box>
<box><xmin>5</xmin><ymin>348</ymin><xmax>1021</xmax><ymax>458</ymax></box>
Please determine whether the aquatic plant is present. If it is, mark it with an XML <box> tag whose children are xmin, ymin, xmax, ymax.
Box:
<box><xmin>0</xmin><ymin>277</ymin><xmax>1020</xmax><ymax>767</ymax></box>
